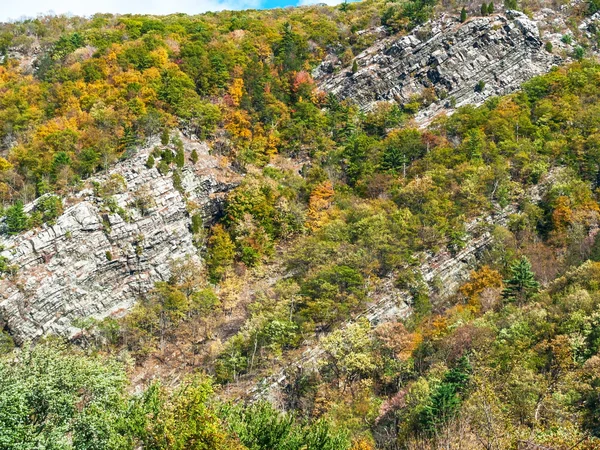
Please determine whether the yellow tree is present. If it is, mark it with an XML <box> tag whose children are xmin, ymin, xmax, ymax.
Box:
<box><xmin>307</xmin><ymin>180</ymin><xmax>334</xmax><ymax>230</ymax></box>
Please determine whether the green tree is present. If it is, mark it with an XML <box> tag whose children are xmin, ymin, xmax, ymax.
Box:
<box><xmin>487</xmin><ymin>1</ymin><xmax>494</xmax><ymax>13</ymax></box>
<box><xmin>460</xmin><ymin>6</ymin><xmax>467</xmax><ymax>22</ymax></box>
<box><xmin>175</xmin><ymin>148</ymin><xmax>185</xmax><ymax>168</ymax></box>
<box><xmin>351</xmin><ymin>59</ymin><xmax>358</xmax><ymax>74</ymax></box>
<box><xmin>418</xmin><ymin>356</ymin><xmax>472</xmax><ymax>434</ymax></box>
<box><xmin>502</xmin><ymin>256</ymin><xmax>540</xmax><ymax>303</ymax></box>
<box><xmin>219</xmin><ymin>401</ymin><xmax>351</xmax><ymax>450</ymax></box>
<box><xmin>35</xmin><ymin>195</ymin><xmax>63</xmax><ymax>225</ymax></box>
<box><xmin>161</xmin><ymin>129</ymin><xmax>170</xmax><ymax>145</ymax></box>
<box><xmin>207</xmin><ymin>224</ymin><xmax>235</xmax><ymax>282</ymax></box>
<box><xmin>150</xmin><ymin>282</ymin><xmax>189</xmax><ymax>351</ymax></box>
<box><xmin>190</xmin><ymin>148</ymin><xmax>199</xmax><ymax>164</ymax></box>
<box><xmin>481</xmin><ymin>2</ymin><xmax>488</xmax><ymax>15</ymax></box>
<box><xmin>146</xmin><ymin>154</ymin><xmax>155</xmax><ymax>169</ymax></box>
<box><xmin>320</xmin><ymin>318</ymin><xmax>375</xmax><ymax>389</ymax></box>
<box><xmin>5</xmin><ymin>201</ymin><xmax>28</xmax><ymax>235</ymax></box>
<box><xmin>172</xmin><ymin>170</ymin><xmax>183</xmax><ymax>193</ymax></box>
<box><xmin>0</xmin><ymin>344</ymin><xmax>132</xmax><ymax>449</ymax></box>
<box><xmin>142</xmin><ymin>377</ymin><xmax>242</xmax><ymax>450</ymax></box>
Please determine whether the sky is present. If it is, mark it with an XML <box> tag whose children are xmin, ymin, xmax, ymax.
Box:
<box><xmin>0</xmin><ymin>0</ymin><xmax>343</xmax><ymax>22</ymax></box>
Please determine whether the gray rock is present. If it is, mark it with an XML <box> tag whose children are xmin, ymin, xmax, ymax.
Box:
<box><xmin>0</xmin><ymin>133</ymin><xmax>240</xmax><ymax>343</ymax></box>
<box><xmin>315</xmin><ymin>13</ymin><xmax>562</xmax><ymax>125</ymax></box>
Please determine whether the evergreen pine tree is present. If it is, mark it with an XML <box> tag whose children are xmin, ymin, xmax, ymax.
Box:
<box><xmin>172</xmin><ymin>170</ymin><xmax>183</xmax><ymax>193</ymax></box>
<box><xmin>190</xmin><ymin>148</ymin><xmax>199</xmax><ymax>164</ymax></box>
<box><xmin>481</xmin><ymin>2</ymin><xmax>488</xmax><ymax>15</ymax></box>
<box><xmin>146</xmin><ymin>154</ymin><xmax>155</xmax><ymax>169</ymax></box>
<box><xmin>5</xmin><ymin>201</ymin><xmax>28</xmax><ymax>235</ymax></box>
<box><xmin>502</xmin><ymin>256</ymin><xmax>540</xmax><ymax>303</ymax></box>
<box><xmin>460</xmin><ymin>6</ymin><xmax>467</xmax><ymax>22</ymax></box>
<box><xmin>175</xmin><ymin>148</ymin><xmax>185</xmax><ymax>168</ymax></box>
<box><xmin>161</xmin><ymin>150</ymin><xmax>173</xmax><ymax>165</ymax></box>
<box><xmin>160</xmin><ymin>129</ymin><xmax>170</xmax><ymax>145</ymax></box>
<box><xmin>382</xmin><ymin>146</ymin><xmax>408</xmax><ymax>175</ymax></box>
<box><xmin>487</xmin><ymin>1</ymin><xmax>494</xmax><ymax>13</ymax></box>
<box><xmin>352</xmin><ymin>60</ymin><xmax>358</xmax><ymax>74</ymax></box>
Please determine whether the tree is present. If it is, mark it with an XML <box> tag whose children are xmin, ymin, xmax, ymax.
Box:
<box><xmin>5</xmin><ymin>201</ymin><xmax>28</xmax><ymax>234</ymax></box>
<box><xmin>381</xmin><ymin>128</ymin><xmax>425</xmax><ymax>175</ymax></box>
<box><xmin>502</xmin><ymin>256</ymin><xmax>540</xmax><ymax>303</ymax></box>
<box><xmin>418</xmin><ymin>356</ymin><xmax>472</xmax><ymax>434</ymax></box>
<box><xmin>219</xmin><ymin>401</ymin><xmax>351</xmax><ymax>450</ymax></box>
<box><xmin>320</xmin><ymin>318</ymin><xmax>375</xmax><ymax>390</ymax></box>
<box><xmin>352</xmin><ymin>60</ymin><xmax>358</xmax><ymax>74</ymax></box>
<box><xmin>150</xmin><ymin>282</ymin><xmax>189</xmax><ymax>351</ymax></box>
<box><xmin>460</xmin><ymin>7</ymin><xmax>467</xmax><ymax>22</ymax></box>
<box><xmin>207</xmin><ymin>224</ymin><xmax>235</xmax><ymax>282</ymax></box>
<box><xmin>0</xmin><ymin>344</ymin><xmax>132</xmax><ymax>448</ymax></box>
<box><xmin>161</xmin><ymin>129</ymin><xmax>170</xmax><ymax>145</ymax></box>
<box><xmin>307</xmin><ymin>180</ymin><xmax>334</xmax><ymax>230</ymax></box>
<box><xmin>175</xmin><ymin>148</ymin><xmax>185</xmax><ymax>168</ymax></box>
<box><xmin>146</xmin><ymin>154</ymin><xmax>155</xmax><ymax>169</ymax></box>
<box><xmin>172</xmin><ymin>170</ymin><xmax>183</xmax><ymax>193</ymax></box>
<box><xmin>487</xmin><ymin>1</ymin><xmax>494</xmax><ymax>13</ymax></box>
<box><xmin>143</xmin><ymin>377</ymin><xmax>243</xmax><ymax>450</ymax></box>
<box><xmin>190</xmin><ymin>148</ymin><xmax>199</xmax><ymax>164</ymax></box>
<box><xmin>481</xmin><ymin>2</ymin><xmax>488</xmax><ymax>15</ymax></box>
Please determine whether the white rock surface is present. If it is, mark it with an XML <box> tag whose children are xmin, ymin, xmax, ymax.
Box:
<box><xmin>316</xmin><ymin>12</ymin><xmax>562</xmax><ymax>125</ymax></box>
<box><xmin>0</xmin><ymin>134</ymin><xmax>239</xmax><ymax>343</ymax></box>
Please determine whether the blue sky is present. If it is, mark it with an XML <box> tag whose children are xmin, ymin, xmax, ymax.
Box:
<box><xmin>1</xmin><ymin>0</ymin><xmax>341</xmax><ymax>22</ymax></box>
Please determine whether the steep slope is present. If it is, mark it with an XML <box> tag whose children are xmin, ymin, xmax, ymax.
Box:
<box><xmin>0</xmin><ymin>134</ymin><xmax>239</xmax><ymax>343</ymax></box>
<box><xmin>248</xmin><ymin>170</ymin><xmax>556</xmax><ymax>402</ymax></box>
<box><xmin>316</xmin><ymin>11</ymin><xmax>563</xmax><ymax>124</ymax></box>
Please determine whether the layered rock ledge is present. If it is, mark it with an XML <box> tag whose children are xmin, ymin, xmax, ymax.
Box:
<box><xmin>316</xmin><ymin>11</ymin><xmax>562</xmax><ymax>124</ymax></box>
<box><xmin>0</xmin><ymin>135</ymin><xmax>239</xmax><ymax>343</ymax></box>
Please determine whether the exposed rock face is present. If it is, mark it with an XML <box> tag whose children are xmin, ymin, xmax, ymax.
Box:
<box><xmin>0</xmin><ymin>135</ymin><xmax>239</xmax><ymax>343</ymax></box>
<box><xmin>316</xmin><ymin>11</ymin><xmax>562</xmax><ymax>124</ymax></box>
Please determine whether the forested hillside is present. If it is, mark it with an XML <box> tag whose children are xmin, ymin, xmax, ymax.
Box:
<box><xmin>3</xmin><ymin>0</ymin><xmax>600</xmax><ymax>448</ymax></box>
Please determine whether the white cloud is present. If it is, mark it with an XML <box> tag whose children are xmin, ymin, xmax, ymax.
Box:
<box><xmin>1</xmin><ymin>0</ymin><xmax>264</xmax><ymax>22</ymax></box>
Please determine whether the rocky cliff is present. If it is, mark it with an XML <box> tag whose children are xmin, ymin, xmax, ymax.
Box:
<box><xmin>0</xmin><ymin>135</ymin><xmax>239</xmax><ymax>343</ymax></box>
<box><xmin>315</xmin><ymin>11</ymin><xmax>565</xmax><ymax>124</ymax></box>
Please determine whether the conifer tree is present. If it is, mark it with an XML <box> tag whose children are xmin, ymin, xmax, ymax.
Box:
<box><xmin>190</xmin><ymin>148</ymin><xmax>199</xmax><ymax>164</ymax></box>
<box><xmin>487</xmin><ymin>2</ymin><xmax>494</xmax><ymax>13</ymax></box>
<box><xmin>352</xmin><ymin>60</ymin><xmax>358</xmax><ymax>74</ymax></box>
<box><xmin>172</xmin><ymin>170</ymin><xmax>183</xmax><ymax>193</ymax></box>
<box><xmin>460</xmin><ymin>6</ymin><xmax>467</xmax><ymax>22</ymax></box>
<box><xmin>502</xmin><ymin>256</ymin><xmax>540</xmax><ymax>303</ymax></box>
<box><xmin>146</xmin><ymin>154</ymin><xmax>155</xmax><ymax>169</ymax></box>
<box><xmin>5</xmin><ymin>201</ymin><xmax>28</xmax><ymax>235</ymax></box>
<box><xmin>481</xmin><ymin>2</ymin><xmax>488</xmax><ymax>15</ymax></box>
<box><xmin>175</xmin><ymin>148</ymin><xmax>185</xmax><ymax>168</ymax></box>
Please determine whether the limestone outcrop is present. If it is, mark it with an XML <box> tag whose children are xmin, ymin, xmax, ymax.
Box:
<box><xmin>315</xmin><ymin>11</ymin><xmax>563</xmax><ymax>124</ymax></box>
<box><xmin>0</xmin><ymin>135</ymin><xmax>239</xmax><ymax>343</ymax></box>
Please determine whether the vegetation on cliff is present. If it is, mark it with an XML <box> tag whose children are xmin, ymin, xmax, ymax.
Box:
<box><xmin>2</xmin><ymin>0</ymin><xmax>600</xmax><ymax>448</ymax></box>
